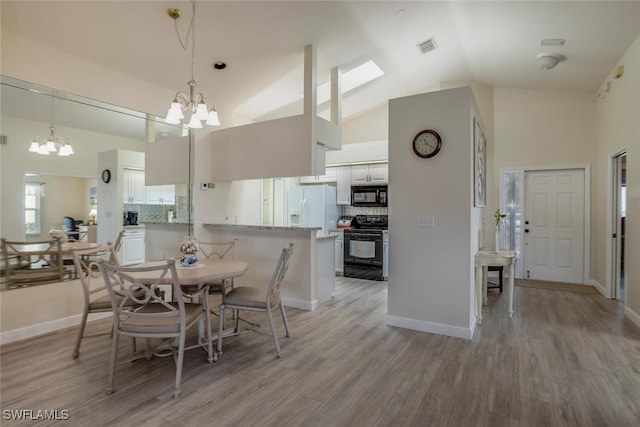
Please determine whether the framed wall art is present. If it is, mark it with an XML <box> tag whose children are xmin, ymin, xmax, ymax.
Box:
<box><xmin>474</xmin><ymin>117</ymin><xmax>486</xmax><ymax>207</ymax></box>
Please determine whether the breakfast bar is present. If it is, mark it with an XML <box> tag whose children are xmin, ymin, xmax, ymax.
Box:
<box><xmin>201</xmin><ymin>223</ymin><xmax>337</xmax><ymax>310</ymax></box>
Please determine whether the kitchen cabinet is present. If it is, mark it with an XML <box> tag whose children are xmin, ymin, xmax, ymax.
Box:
<box><xmin>336</xmin><ymin>166</ymin><xmax>351</xmax><ymax>205</ymax></box>
<box><xmin>383</xmin><ymin>231</ymin><xmax>389</xmax><ymax>279</ymax></box>
<box><xmin>121</xmin><ymin>228</ymin><xmax>145</xmax><ymax>265</ymax></box>
<box><xmin>300</xmin><ymin>167</ymin><xmax>337</xmax><ymax>184</ymax></box>
<box><xmin>78</xmin><ymin>225</ymin><xmax>97</xmax><ymax>243</ymax></box>
<box><xmin>350</xmin><ymin>163</ymin><xmax>388</xmax><ymax>185</ymax></box>
<box><xmin>334</xmin><ymin>231</ymin><xmax>344</xmax><ymax>275</ymax></box>
<box><xmin>145</xmin><ymin>184</ymin><xmax>175</xmax><ymax>205</ymax></box>
<box><xmin>123</xmin><ymin>169</ymin><xmax>145</xmax><ymax>204</ymax></box>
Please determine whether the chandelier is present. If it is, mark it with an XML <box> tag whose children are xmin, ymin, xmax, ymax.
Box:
<box><xmin>165</xmin><ymin>0</ymin><xmax>220</xmax><ymax>128</ymax></box>
<box><xmin>28</xmin><ymin>97</ymin><xmax>74</xmax><ymax>156</ymax></box>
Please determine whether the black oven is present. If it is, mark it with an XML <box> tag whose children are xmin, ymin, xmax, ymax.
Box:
<box><xmin>343</xmin><ymin>215</ymin><xmax>387</xmax><ymax>281</ymax></box>
<box><xmin>351</xmin><ymin>186</ymin><xmax>388</xmax><ymax>207</ymax></box>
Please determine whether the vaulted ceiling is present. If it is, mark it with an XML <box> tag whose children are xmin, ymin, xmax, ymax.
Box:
<box><xmin>2</xmin><ymin>1</ymin><xmax>639</xmax><ymax>127</ymax></box>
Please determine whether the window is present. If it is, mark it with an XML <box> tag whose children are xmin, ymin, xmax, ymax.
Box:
<box><xmin>25</xmin><ymin>183</ymin><xmax>42</xmax><ymax>235</ymax></box>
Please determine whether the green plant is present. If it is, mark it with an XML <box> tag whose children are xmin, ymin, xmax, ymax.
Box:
<box><xmin>494</xmin><ymin>209</ymin><xmax>507</xmax><ymax>227</ymax></box>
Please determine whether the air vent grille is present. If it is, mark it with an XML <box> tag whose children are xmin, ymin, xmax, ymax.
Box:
<box><xmin>540</xmin><ymin>38</ymin><xmax>565</xmax><ymax>46</ymax></box>
<box><xmin>417</xmin><ymin>37</ymin><xmax>438</xmax><ymax>54</ymax></box>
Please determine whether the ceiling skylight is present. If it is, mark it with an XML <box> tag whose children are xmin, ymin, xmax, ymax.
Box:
<box><xmin>316</xmin><ymin>60</ymin><xmax>384</xmax><ymax>104</ymax></box>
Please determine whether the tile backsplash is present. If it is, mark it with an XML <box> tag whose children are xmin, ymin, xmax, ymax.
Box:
<box><xmin>124</xmin><ymin>195</ymin><xmax>188</xmax><ymax>223</ymax></box>
<box><xmin>342</xmin><ymin>206</ymin><xmax>388</xmax><ymax>216</ymax></box>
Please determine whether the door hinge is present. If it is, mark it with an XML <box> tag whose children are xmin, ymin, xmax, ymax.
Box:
<box><xmin>612</xmin><ymin>233</ymin><xmax>617</xmax><ymax>238</ymax></box>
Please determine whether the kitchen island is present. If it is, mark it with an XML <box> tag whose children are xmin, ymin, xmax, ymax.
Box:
<box><xmin>201</xmin><ymin>223</ymin><xmax>337</xmax><ymax>310</ymax></box>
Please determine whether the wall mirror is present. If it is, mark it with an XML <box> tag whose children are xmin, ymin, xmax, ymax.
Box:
<box><xmin>1</xmin><ymin>75</ymin><xmax>191</xmax><ymax>290</ymax></box>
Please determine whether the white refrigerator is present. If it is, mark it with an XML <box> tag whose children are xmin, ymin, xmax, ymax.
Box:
<box><xmin>287</xmin><ymin>184</ymin><xmax>340</xmax><ymax>236</ymax></box>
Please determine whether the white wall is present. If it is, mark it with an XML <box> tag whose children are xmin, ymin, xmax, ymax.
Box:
<box><xmin>594</xmin><ymin>34</ymin><xmax>640</xmax><ymax>323</ymax></box>
<box><xmin>387</xmin><ymin>87</ymin><xmax>480</xmax><ymax>339</ymax></box>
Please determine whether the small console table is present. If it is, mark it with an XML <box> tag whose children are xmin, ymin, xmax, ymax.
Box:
<box><xmin>474</xmin><ymin>248</ymin><xmax>516</xmax><ymax>325</ymax></box>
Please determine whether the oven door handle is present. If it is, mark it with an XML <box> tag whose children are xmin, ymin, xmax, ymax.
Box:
<box><xmin>346</xmin><ymin>233</ymin><xmax>381</xmax><ymax>240</ymax></box>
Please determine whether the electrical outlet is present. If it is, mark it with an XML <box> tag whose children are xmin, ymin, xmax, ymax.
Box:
<box><xmin>418</xmin><ymin>215</ymin><xmax>435</xmax><ymax>228</ymax></box>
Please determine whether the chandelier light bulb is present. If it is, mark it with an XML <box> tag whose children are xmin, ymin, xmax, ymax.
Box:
<box><xmin>38</xmin><ymin>144</ymin><xmax>50</xmax><ymax>155</ymax></box>
<box><xmin>187</xmin><ymin>114</ymin><xmax>203</xmax><ymax>129</ymax></box>
<box><xmin>195</xmin><ymin>102</ymin><xmax>209</xmax><ymax>120</ymax></box>
<box><xmin>45</xmin><ymin>140</ymin><xmax>57</xmax><ymax>152</ymax></box>
<box><xmin>206</xmin><ymin>110</ymin><xmax>220</xmax><ymax>126</ymax></box>
<box><xmin>29</xmin><ymin>141</ymin><xmax>40</xmax><ymax>152</ymax></box>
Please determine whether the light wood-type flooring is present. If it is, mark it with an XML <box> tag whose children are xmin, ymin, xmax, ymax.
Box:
<box><xmin>1</xmin><ymin>276</ymin><xmax>639</xmax><ymax>426</ymax></box>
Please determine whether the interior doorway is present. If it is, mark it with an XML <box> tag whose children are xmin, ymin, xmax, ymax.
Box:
<box><xmin>611</xmin><ymin>151</ymin><xmax>627</xmax><ymax>301</ymax></box>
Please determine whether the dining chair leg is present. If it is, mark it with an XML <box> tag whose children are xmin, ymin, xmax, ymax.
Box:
<box><xmin>217</xmin><ymin>304</ymin><xmax>226</xmax><ymax>355</ymax></box>
<box><xmin>106</xmin><ymin>331</ymin><xmax>119</xmax><ymax>395</ymax></box>
<box><xmin>72</xmin><ymin>309</ymin><xmax>89</xmax><ymax>358</ymax></box>
<box><xmin>279</xmin><ymin>303</ymin><xmax>290</xmax><ymax>338</ymax></box>
<box><xmin>203</xmin><ymin>289</ymin><xmax>215</xmax><ymax>363</ymax></box>
<box><xmin>174</xmin><ymin>334</ymin><xmax>185</xmax><ymax>398</ymax></box>
<box><xmin>266</xmin><ymin>308</ymin><xmax>282</xmax><ymax>358</ymax></box>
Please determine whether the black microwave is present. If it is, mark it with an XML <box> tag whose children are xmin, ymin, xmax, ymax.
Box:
<box><xmin>351</xmin><ymin>186</ymin><xmax>388</xmax><ymax>207</ymax></box>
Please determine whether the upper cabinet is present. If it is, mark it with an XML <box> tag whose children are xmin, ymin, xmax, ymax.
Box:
<box><xmin>145</xmin><ymin>185</ymin><xmax>175</xmax><ymax>205</ymax></box>
<box><xmin>123</xmin><ymin>169</ymin><xmax>145</xmax><ymax>203</ymax></box>
<box><xmin>350</xmin><ymin>163</ymin><xmax>388</xmax><ymax>185</ymax></box>
<box><xmin>336</xmin><ymin>166</ymin><xmax>351</xmax><ymax>205</ymax></box>
<box><xmin>300</xmin><ymin>167</ymin><xmax>337</xmax><ymax>184</ymax></box>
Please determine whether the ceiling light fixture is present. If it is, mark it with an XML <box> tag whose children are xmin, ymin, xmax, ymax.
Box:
<box><xmin>537</xmin><ymin>54</ymin><xmax>563</xmax><ymax>70</ymax></box>
<box><xmin>165</xmin><ymin>0</ymin><xmax>220</xmax><ymax>128</ymax></box>
<box><xmin>28</xmin><ymin>97</ymin><xmax>74</xmax><ymax>156</ymax></box>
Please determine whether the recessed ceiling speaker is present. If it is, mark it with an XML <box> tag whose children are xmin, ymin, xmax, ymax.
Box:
<box><xmin>537</xmin><ymin>54</ymin><xmax>563</xmax><ymax>70</ymax></box>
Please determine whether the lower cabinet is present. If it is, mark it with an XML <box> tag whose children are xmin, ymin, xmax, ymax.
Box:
<box><xmin>121</xmin><ymin>228</ymin><xmax>145</xmax><ymax>265</ymax></box>
<box><xmin>335</xmin><ymin>231</ymin><xmax>344</xmax><ymax>275</ymax></box>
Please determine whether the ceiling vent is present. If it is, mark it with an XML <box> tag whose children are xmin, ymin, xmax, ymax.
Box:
<box><xmin>540</xmin><ymin>38</ymin><xmax>565</xmax><ymax>47</ymax></box>
<box><xmin>417</xmin><ymin>37</ymin><xmax>438</xmax><ymax>55</ymax></box>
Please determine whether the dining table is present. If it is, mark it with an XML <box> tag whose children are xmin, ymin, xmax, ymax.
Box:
<box><xmin>118</xmin><ymin>257</ymin><xmax>250</xmax><ymax>287</ymax></box>
<box><xmin>117</xmin><ymin>257</ymin><xmax>250</xmax><ymax>359</ymax></box>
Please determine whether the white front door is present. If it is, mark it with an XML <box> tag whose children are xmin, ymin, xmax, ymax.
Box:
<box><xmin>523</xmin><ymin>169</ymin><xmax>585</xmax><ymax>284</ymax></box>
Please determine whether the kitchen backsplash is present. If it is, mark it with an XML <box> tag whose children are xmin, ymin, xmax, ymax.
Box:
<box><xmin>124</xmin><ymin>195</ymin><xmax>189</xmax><ymax>223</ymax></box>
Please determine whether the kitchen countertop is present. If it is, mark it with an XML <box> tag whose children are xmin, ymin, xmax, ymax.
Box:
<box><xmin>203</xmin><ymin>223</ymin><xmax>321</xmax><ymax>232</ymax></box>
<box><xmin>140</xmin><ymin>221</ymin><xmax>189</xmax><ymax>226</ymax></box>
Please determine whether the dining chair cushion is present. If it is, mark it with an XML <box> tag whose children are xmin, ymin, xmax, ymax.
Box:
<box><xmin>223</xmin><ymin>286</ymin><xmax>280</xmax><ymax>310</ymax></box>
<box><xmin>121</xmin><ymin>302</ymin><xmax>203</xmax><ymax>334</ymax></box>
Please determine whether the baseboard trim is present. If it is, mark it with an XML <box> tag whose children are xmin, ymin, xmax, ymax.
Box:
<box><xmin>0</xmin><ymin>313</ymin><xmax>111</xmax><ymax>346</ymax></box>
<box><xmin>625</xmin><ymin>305</ymin><xmax>640</xmax><ymax>329</ymax></box>
<box><xmin>385</xmin><ymin>315</ymin><xmax>473</xmax><ymax>340</ymax></box>
<box><xmin>590</xmin><ymin>278</ymin><xmax>608</xmax><ymax>297</ymax></box>
<box><xmin>282</xmin><ymin>297</ymin><xmax>317</xmax><ymax>311</ymax></box>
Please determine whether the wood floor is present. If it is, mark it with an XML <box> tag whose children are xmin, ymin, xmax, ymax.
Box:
<box><xmin>1</xmin><ymin>277</ymin><xmax>640</xmax><ymax>426</ymax></box>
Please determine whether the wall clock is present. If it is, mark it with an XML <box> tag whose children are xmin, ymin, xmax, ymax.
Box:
<box><xmin>412</xmin><ymin>130</ymin><xmax>442</xmax><ymax>158</ymax></box>
<box><xmin>101</xmin><ymin>169</ymin><xmax>111</xmax><ymax>183</ymax></box>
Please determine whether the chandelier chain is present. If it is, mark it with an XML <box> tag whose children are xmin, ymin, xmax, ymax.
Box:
<box><xmin>173</xmin><ymin>0</ymin><xmax>197</xmax><ymax>82</ymax></box>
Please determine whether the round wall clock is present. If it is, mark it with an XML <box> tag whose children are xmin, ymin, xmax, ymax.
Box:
<box><xmin>412</xmin><ymin>130</ymin><xmax>442</xmax><ymax>158</ymax></box>
<box><xmin>101</xmin><ymin>169</ymin><xmax>111</xmax><ymax>183</ymax></box>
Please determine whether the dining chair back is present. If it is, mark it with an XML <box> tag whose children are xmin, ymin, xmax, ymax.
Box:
<box><xmin>1</xmin><ymin>238</ymin><xmax>65</xmax><ymax>288</ymax></box>
<box><xmin>71</xmin><ymin>243</ymin><xmax>121</xmax><ymax>358</ymax></box>
<box><xmin>217</xmin><ymin>242</ymin><xmax>294</xmax><ymax>358</ymax></box>
<box><xmin>98</xmin><ymin>258</ymin><xmax>214</xmax><ymax>398</ymax></box>
<box><xmin>182</xmin><ymin>238</ymin><xmax>239</xmax><ymax>301</ymax></box>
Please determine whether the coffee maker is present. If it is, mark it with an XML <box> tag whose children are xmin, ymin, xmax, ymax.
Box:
<box><xmin>124</xmin><ymin>211</ymin><xmax>138</xmax><ymax>226</ymax></box>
